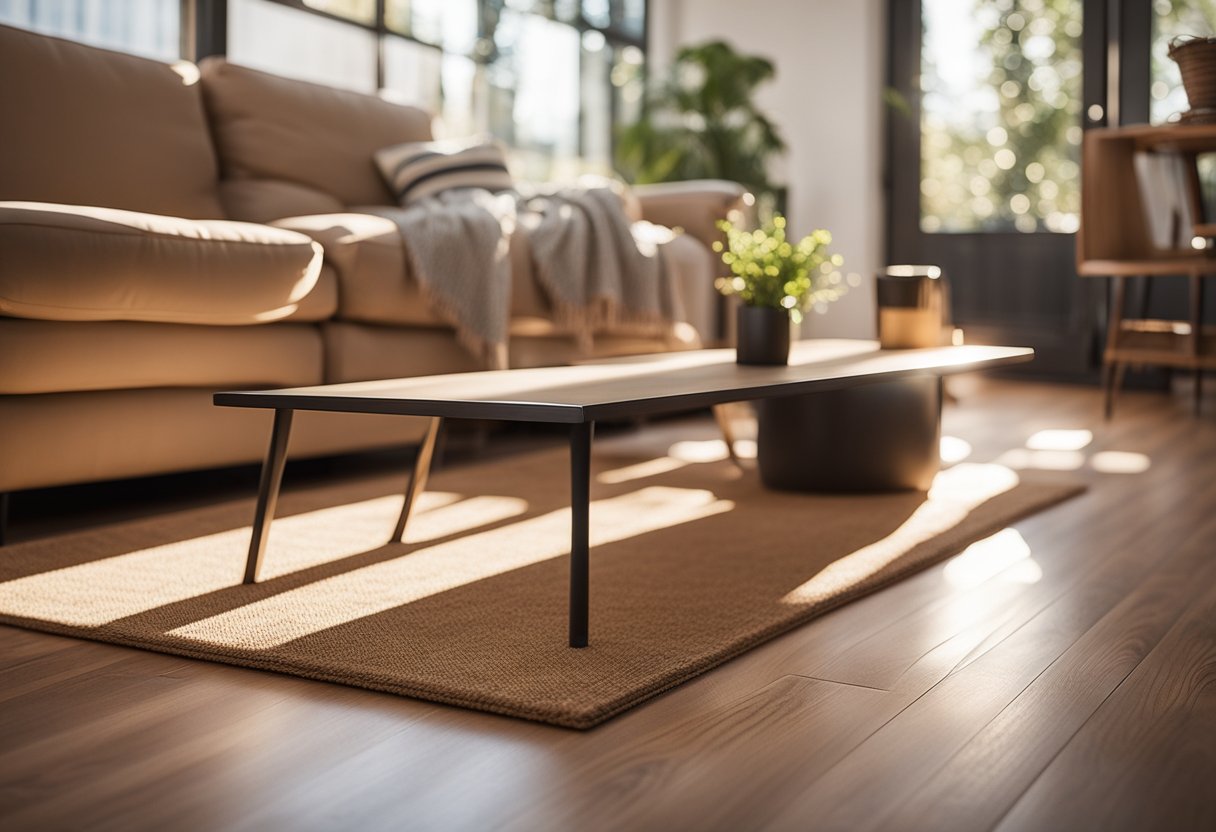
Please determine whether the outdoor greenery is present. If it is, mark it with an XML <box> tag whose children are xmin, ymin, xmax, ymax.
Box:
<box><xmin>920</xmin><ymin>0</ymin><xmax>1083</xmax><ymax>234</ymax></box>
<box><xmin>615</xmin><ymin>40</ymin><xmax>786</xmax><ymax>210</ymax></box>
<box><xmin>712</xmin><ymin>216</ymin><xmax>846</xmax><ymax>322</ymax></box>
<box><xmin>918</xmin><ymin>0</ymin><xmax>1216</xmax><ymax>233</ymax></box>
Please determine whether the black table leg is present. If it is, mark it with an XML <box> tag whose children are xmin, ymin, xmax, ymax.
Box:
<box><xmin>569</xmin><ymin>421</ymin><xmax>594</xmax><ymax>648</ymax></box>
<box><xmin>244</xmin><ymin>408</ymin><xmax>293</xmax><ymax>584</ymax></box>
<box><xmin>390</xmin><ymin>416</ymin><xmax>444</xmax><ymax>544</ymax></box>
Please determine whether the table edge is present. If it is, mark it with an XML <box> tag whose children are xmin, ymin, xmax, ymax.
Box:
<box><xmin>213</xmin><ymin>348</ymin><xmax>1033</xmax><ymax>424</ymax></box>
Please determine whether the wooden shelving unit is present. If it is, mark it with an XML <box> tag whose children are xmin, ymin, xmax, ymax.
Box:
<box><xmin>1078</xmin><ymin>123</ymin><xmax>1216</xmax><ymax>416</ymax></box>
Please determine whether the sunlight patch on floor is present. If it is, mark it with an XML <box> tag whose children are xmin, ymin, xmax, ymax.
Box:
<box><xmin>940</xmin><ymin>435</ymin><xmax>973</xmax><ymax>465</ymax></box>
<box><xmin>597</xmin><ymin>456</ymin><xmax>688</xmax><ymax>485</ymax></box>
<box><xmin>168</xmin><ymin>486</ymin><xmax>734</xmax><ymax>650</ymax></box>
<box><xmin>1026</xmin><ymin>429</ymin><xmax>1093</xmax><ymax>451</ymax></box>
<box><xmin>1090</xmin><ymin>450</ymin><xmax>1151</xmax><ymax>474</ymax></box>
<box><xmin>994</xmin><ymin>448</ymin><xmax>1086</xmax><ymax>471</ymax></box>
<box><xmin>0</xmin><ymin>526</ymin><xmax>247</xmax><ymax>628</ymax></box>
<box><xmin>944</xmin><ymin>528</ymin><xmax>1039</xmax><ymax>588</ymax></box>
<box><xmin>597</xmin><ymin>436</ymin><xmax>759</xmax><ymax>484</ymax></box>
<box><xmin>985</xmin><ymin>425</ymin><xmax>1151</xmax><ymax>475</ymax></box>
<box><xmin>402</xmin><ymin>495</ymin><xmax>528</xmax><ymax>544</ymax></box>
<box><xmin>667</xmin><ymin>439</ymin><xmax>730</xmax><ymax>463</ymax></box>
<box><xmin>0</xmin><ymin>490</ymin><xmax>527</xmax><ymax>627</ymax></box>
<box><xmin>781</xmin><ymin>463</ymin><xmax>1020</xmax><ymax>605</ymax></box>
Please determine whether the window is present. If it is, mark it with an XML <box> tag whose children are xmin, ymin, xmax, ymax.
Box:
<box><xmin>0</xmin><ymin>0</ymin><xmax>181</xmax><ymax>61</ymax></box>
<box><xmin>919</xmin><ymin>0</ymin><xmax>1083</xmax><ymax>234</ymax></box>
<box><xmin>488</xmin><ymin>10</ymin><xmax>582</xmax><ymax>179</ymax></box>
<box><xmin>229</xmin><ymin>0</ymin><xmax>647</xmax><ymax>180</ymax></box>
<box><xmin>229</xmin><ymin>0</ymin><xmax>378</xmax><ymax>93</ymax></box>
<box><xmin>382</xmin><ymin>34</ymin><xmax>443</xmax><ymax>113</ymax></box>
<box><xmin>1</xmin><ymin>1</ymin><xmax>645</xmax><ymax>179</ymax></box>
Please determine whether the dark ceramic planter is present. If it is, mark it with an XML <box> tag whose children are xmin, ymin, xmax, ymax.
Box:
<box><xmin>736</xmin><ymin>305</ymin><xmax>791</xmax><ymax>366</ymax></box>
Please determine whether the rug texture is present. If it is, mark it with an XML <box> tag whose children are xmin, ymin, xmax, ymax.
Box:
<box><xmin>0</xmin><ymin>445</ymin><xmax>1082</xmax><ymax>728</ymax></box>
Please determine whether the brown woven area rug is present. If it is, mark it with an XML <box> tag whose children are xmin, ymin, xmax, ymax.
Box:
<box><xmin>0</xmin><ymin>444</ymin><xmax>1081</xmax><ymax>729</ymax></box>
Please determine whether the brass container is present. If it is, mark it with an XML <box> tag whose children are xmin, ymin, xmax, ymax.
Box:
<box><xmin>876</xmin><ymin>265</ymin><xmax>951</xmax><ymax>349</ymax></box>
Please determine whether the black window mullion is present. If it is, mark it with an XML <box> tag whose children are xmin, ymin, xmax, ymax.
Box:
<box><xmin>374</xmin><ymin>0</ymin><xmax>385</xmax><ymax>90</ymax></box>
<box><xmin>1117</xmin><ymin>0</ymin><xmax>1150</xmax><ymax>126</ymax></box>
<box><xmin>884</xmin><ymin>0</ymin><xmax>921</xmax><ymax>265</ymax></box>
<box><xmin>1081</xmin><ymin>0</ymin><xmax>1107</xmax><ymax>129</ymax></box>
<box><xmin>192</xmin><ymin>0</ymin><xmax>228</xmax><ymax>60</ymax></box>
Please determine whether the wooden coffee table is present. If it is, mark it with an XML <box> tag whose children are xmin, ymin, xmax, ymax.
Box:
<box><xmin>215</xmin><ymin>339</ymin><xmax>1031</xmax><ymax>647</ymax></box>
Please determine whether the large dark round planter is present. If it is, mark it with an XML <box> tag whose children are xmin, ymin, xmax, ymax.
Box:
<box><xmin>736</xmin><ymin>305</ymin><xmax>790</xmax><ymax>365</ymax></box>
<box><xmin>756</xmin><ymin>376</ymin><xmax>942</xmax><ymax>493</ymax></box>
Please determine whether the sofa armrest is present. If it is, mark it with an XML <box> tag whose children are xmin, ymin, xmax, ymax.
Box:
<box><xmin>0</xmin><ymin>202</ymin><xmax>322</xmax><ymax>325</ymax></box>
<box><xmin>272</xmin><ymin>211</ymin><xmax>447</xmax><ymax>328</ymax></box>
<box><xmin>632</xmin><ymin>180</ymin><xmax>751</xmax><ymax>250</ymax></box>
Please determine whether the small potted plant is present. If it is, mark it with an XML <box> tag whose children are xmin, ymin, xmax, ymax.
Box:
<box><xmin>713</xmin><ymin>215</ymin><xmax>846</xmax><ymax>365</ymax></box>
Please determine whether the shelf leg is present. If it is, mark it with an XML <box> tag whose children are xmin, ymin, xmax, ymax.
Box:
<box><xmin>1103</xmin><ymin>276</ymin><xmax>1127</xmax><ymax>421</ymax></box>
<box><xmin>1190</xmin><ymin>273</ymin><xmax>1205</xmax><ymax>417</ymax></box>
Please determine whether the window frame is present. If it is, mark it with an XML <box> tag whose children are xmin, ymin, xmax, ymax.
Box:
<box><xmin>191</xmin><ymin>0</ymin><xmax>647</xmax><ymax>160</ymax></box>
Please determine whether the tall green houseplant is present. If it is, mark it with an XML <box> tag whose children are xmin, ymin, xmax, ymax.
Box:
<box><xmin>616</xmin><ymin>40</ymin><xmax>787</xmax><ymax>212</ymax></box>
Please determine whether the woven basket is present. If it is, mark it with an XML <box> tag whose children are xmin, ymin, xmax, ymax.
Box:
<box><xmin>1170</xmin><ymin>35</ymin><xmax>1216</xmax><ymax>112</ymax></box>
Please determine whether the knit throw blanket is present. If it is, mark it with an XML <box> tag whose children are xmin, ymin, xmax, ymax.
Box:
<box><xmin>377</xmin><ymin>182</ymin><xmax>682</xmax><ymax>369</ymax></box>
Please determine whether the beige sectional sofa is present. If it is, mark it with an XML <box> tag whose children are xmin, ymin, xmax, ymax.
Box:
<box><xmin>0</xmin><ymin>24</ymin><xmax>746</xmax><ymax>498</ymax></box>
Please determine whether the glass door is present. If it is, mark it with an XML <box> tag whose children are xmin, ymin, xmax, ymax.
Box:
<box><xmin>887</xmin><ymin>0</ymin><xmax>1108</xmax><ymax>377</ymax></box>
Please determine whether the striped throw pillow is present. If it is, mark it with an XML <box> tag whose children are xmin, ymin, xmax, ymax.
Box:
<box><xmin>374</xmin><ymin>138</ymin><xmax>514</xmax><ymax>205</ymax></box>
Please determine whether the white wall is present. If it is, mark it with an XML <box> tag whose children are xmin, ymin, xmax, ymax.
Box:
<box><xmin>649</xmin><ymin>0</ymin><xmax>884</xmax><ymax>338</ymax></box>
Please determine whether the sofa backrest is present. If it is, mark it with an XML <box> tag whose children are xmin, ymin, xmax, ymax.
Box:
<box><xmin>200</xmin><ymin>58</ymin><xmax>433</xmax><ymax>221</ymax></box>
<box><xmin>0</xmin><ymin>25</ymin><xmax>225</xmax><ymax>220</ymax></box>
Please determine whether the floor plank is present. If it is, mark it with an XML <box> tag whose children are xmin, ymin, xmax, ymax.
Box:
<box><xmin>498</xmin><ymin>676</ymin><xmax>891</xmax><ymax>832</ymax></box>
<box><xmin>753</xmin><ymin>505</ymin><xmax>1216</xmax><ymax>831</ymax></box>
<box><xmin>0</xmin><ymin>628</ymin><xmax>79</xmax><ymax>671</ymax></box>
<box><xmin>848</xmin><ymin>510</ymin><xmax>1216</xmax><ymax>831</ymax></box>
<box><xmin>995</xmin><ymin>561</ymin><xmax>1216</xmax><ymax>832</ymax></box>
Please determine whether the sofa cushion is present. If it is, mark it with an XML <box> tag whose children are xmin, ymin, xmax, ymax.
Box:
<box><xmin>374</xmin><ymin>138</ymin><xmax>514</xmax><ymax>204</ymax></box>
<box><xmin>322</xmin><ymin>322</ymin><xmax>483</xmax><ymax>383</ymax></box>
<box><xmin>0</xmin><ymin>202</ymin><xmax>323</xmax><ymax>325</ymax></box>
<box><xmin>272</xmin><ymin>209</ymin><xmax>719</xmax><ymax>343</ymax></box>
<box><xmin>324</xmin><ymin>320</ymin><xmax>699</xmax><ymax>384</ymax></box>
<box><xmin>0</xmin><ymin>319</ymin><xmax>323</xmax><ymax>395</ymax></box>
<box><xmin>633</xmin><ymin>180</ymin><xmax>749</xmax><ymax>250</ymax></box>
<box><xmin>273</xmin><ymin>210</ymin><xmax>550</xmax><ymax>328</ymax></box>
<box><xmin>282</xmin><ymin>263</ymin><xmax>339</xmax><ymax>322</ymax></box>
<box><xmin>200</xmin><ymin>58</ymin><xmax>433</xmax><ymax>211</ymax></box>
<box><xmin>272</xmin><ymin>212</ymin><xmax>443</xmax><ymax>327</ymax></box>
<box><xmin>219</xmin><ymin>180</ymin><xmax>345</xmax><ymax>225</ymax></box>
<box><xmin>0</xmin><ymin>25</ymin><xmax>224</xmax><ymax>219</ymax></box>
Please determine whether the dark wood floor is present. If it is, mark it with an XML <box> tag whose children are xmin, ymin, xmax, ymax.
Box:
<box><xmin>1</xmin><ymin>377</ymin><xmax>1214</xmax><ymax>831</ymax></box>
